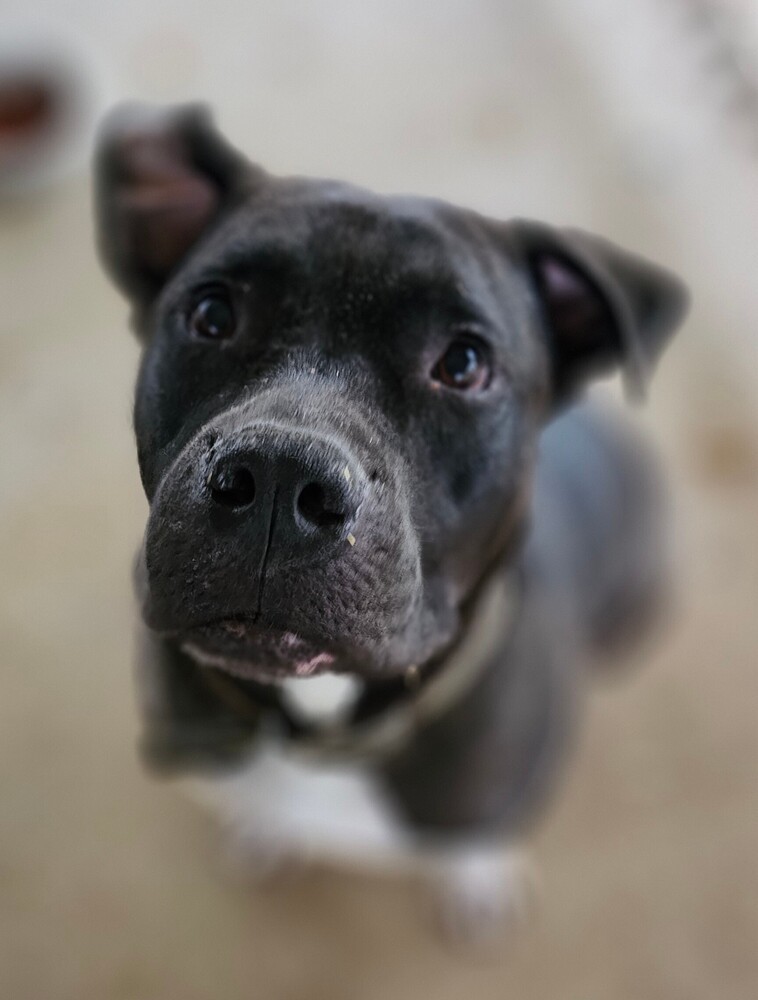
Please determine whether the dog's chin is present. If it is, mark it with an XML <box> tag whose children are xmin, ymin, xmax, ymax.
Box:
<box><xmin>178</xmin><ymin>621</ymin><xmax>343</xmax><ymax>684</ymax></box>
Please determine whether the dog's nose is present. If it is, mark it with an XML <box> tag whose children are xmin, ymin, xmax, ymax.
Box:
<box><xmin>207</xmin><ymin>460</ymin><xmax>257</xmax><ymax>509</ymax></box>
<box><xmin>204</xmin><ymin>431</ymin><xmax>361</xmax><ymax>547</ymax></box>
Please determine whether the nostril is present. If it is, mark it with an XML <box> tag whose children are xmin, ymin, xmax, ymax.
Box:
<box><xmin>297</xmin><ymin>482</ymin><xmax>347</xmax><ymax>528</ymax></box>
<box><xmin>207</xmin><ymin>463</ymin><xmax>256</xmax><ymax>509</ymax></box>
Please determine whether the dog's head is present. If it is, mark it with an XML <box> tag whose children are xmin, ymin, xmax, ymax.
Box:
<box><xmin>95</xmin><ymin>103</ymin><xmax>687</xmax><ymax>683</ymax></box>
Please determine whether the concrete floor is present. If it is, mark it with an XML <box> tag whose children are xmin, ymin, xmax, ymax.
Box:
<box><xmin>1</xmin><ymin>3</ymin><xmax>757</xmax><ymax>997</ymax></box>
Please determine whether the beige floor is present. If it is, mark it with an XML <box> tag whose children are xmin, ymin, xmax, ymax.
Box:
<box><xmin>2</xmin><ymin>3</ymin><xmax>758</xmax><ymax>997</ymax></box>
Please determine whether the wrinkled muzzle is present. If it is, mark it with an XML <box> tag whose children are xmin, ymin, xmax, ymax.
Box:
<box><xmin>137</xmin><ymin>390</ymin><xmax>433</xmax><ymax>680</ymax></box>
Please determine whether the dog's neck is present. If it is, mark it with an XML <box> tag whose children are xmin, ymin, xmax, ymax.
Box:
<box><xmin>196</xmin><ymin>560</ymin><xmax>521</xmax><ymax>762</ymax></box>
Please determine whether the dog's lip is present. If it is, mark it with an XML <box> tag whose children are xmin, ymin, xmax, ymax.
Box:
<box><xmin>178</xmin><ymin>619</ymin><xmax>340</xmax><ymax>682</ymax></box>
<box><xmin>182</xmin><ymin>641</ymin><xmax>338</xmax><ymax>683</ymax></box>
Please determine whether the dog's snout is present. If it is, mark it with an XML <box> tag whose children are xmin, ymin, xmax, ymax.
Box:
<box><xmin>142</xmin><ymin>422</ymin><xmax>375</xmax><ymax>632</ymax></box>
<box><xmin>202</xmin><ymin>427</ymin><xmax>363</xmax><ymax>553</ymax></box>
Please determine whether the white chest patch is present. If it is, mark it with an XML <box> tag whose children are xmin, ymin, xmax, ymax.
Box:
<box><xmin>183</xmin><ymin>740</ymin><xmax>413</xmax><ymax>871</ymax></box>
<box><xmin>181</xmin><ymin>674</ymin><xmax>413</xmax><ymax>869</ymax></box>
<box><xmin>280</xmin><ymin>672</ymin><xmax>361</xmax><ymax>726</ymax></box>
<box><xmin>181</xmin><ymin>572</ymin><xmax>516</xmax><ymax>871</ymax></box>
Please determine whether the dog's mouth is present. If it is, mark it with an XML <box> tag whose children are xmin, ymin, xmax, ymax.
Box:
<box><xmin>179</xmin><ymin>619</ymin><xmax>340</xmax><ymax>684</ymax></box>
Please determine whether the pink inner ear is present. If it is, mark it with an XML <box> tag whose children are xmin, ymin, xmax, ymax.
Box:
<box><xmin>539</xmin><ymin>256</ymin><xmax>586</xmax><ymax>302</ymax></box>
<box><xmin>535</xmin><ymin>254</ymin><xmax>610</xmax><ymax>352</ymax></box>
<box><xmin>115</xmin><ymin>133</ymin><xmax>220</xmax><ymax>278</ymax></box>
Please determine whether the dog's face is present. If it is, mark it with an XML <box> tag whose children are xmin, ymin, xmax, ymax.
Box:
<box><xmin>95</xmin><ymin>104</ymin><xmax>687</xmax><ymax>683</ymax></box>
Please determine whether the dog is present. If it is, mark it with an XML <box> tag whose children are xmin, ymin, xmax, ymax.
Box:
<box><xmin>94</xmin><ymin>103</ymin><xmax>688</xmax><ymax>940</ymax></box>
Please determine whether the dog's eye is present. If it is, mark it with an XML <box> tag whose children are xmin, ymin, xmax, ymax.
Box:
<box><xmin>431</xmin><ymin>338</ymin><xmax>490</xmax><ymax>391</ymax></box>
<box><xmin>189</xmin><ymin>294</ymin><xmax>236</xmax><ymax>340</ymax></box>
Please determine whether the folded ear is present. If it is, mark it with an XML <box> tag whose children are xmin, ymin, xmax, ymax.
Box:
<box><xmin>94</xmin><ymin>102</ymin><xmax>260</xmax><ymax>310</ymax></box>
<box><xmin>509</xmin><ymin>220</ymin><xmax>689</xmax><ymax>402</ymax></box>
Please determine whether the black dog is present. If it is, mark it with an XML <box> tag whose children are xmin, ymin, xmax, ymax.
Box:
<box><xmin>94</xmin><ymin>103</ymin><xmax>688</xmax><ymax>937</ymax></box>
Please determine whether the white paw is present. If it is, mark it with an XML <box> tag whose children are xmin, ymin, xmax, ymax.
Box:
<box><xmin>219</xmin><ymin>823</ymin><xmax>307</xmax><ymax>886</ymax></box>
<box><xmin>428</xmin><ymin>846</ymin><xmax>539</xmax><ymax>947</ymax></box>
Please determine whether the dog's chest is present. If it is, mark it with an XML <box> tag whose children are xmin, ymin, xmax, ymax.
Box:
<box><xmin>183</xmin><ymin>675</ymin><xmax>413</xmax><ymax>868</ymax></box>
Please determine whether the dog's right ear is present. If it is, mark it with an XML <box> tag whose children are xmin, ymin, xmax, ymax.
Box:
<box><xmin>94</xmin><ymin>103</ymin><xmax>260</xmax><ymax>313</ymax></box>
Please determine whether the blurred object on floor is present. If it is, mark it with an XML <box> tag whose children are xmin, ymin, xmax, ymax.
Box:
<box><xmin>0</xmin><ymin>20</ymin><xmax>107</xmax><ymax>199</ymax></box>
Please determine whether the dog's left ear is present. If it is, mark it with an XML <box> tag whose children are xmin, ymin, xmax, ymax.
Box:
<box><xmin>509</xmin><ymin>220</ymin><xmax>689</xmax><ymax>402</ymax></box>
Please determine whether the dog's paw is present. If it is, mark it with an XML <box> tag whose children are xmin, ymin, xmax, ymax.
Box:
<box><xmin>219</xmin><ymin>823</ymin><xmax>307</xmax><ymax>887</ymax></box>
<box><xmin>427</xmin><ymin>846</ymin><xmax>538</xmax><ymax>948</ymax></box>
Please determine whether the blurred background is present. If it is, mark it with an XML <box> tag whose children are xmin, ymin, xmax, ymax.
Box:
<box><xmin>1</xmin><ymin>1</ymin><xmax>757</xmax><ymax>997</ymax></box>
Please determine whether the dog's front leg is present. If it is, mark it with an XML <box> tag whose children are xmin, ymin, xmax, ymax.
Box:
<box><xmin>136</xmin><ymin>629</ymin><xmax>263</xmax><ymax>775</ymax></box>
<box><xmin>380</xmin><ymin>593</ymin><xmax>580</xmax><ymax>944</ymax></box>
